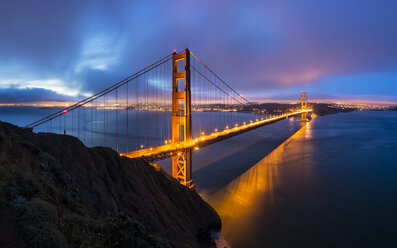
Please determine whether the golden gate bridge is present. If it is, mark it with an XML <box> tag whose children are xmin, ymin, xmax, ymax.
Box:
<box><xmin>26</xmin><ymin>49</ymin><xmax>312</xmax><ymax>188</ymax></box>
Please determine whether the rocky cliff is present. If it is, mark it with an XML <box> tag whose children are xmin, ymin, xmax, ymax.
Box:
<box><xmin>0</xmin><ymin>121</ymin><xmax>221</xmax><ymax>248</ymax></box>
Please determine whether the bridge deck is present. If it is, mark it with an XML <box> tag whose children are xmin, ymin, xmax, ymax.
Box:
<box><xmin>121</xmin><ymin>109</ymin><xmax>312</xmax><ymax>161</ymax></box>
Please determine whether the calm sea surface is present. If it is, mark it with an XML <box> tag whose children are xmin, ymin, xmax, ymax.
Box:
<box><xmin>193</xmin><ymin>111</ymin><xmax>397</xmax><ymax>248</ymax></box>
<box><xmin>1</xmin><ymin>108</ymin><xmax>396</xmax><ymax>247</ymax></box>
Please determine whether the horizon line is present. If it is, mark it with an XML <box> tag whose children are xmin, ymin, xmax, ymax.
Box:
<box><xmin>0</xmin><ymin>99</ymin><xmax>396</xmax><ymax>107</ymax></box>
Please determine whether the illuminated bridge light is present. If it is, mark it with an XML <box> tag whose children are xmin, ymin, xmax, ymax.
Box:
<box><xmin>120</xmin><ymin>109</ymin><xmax>313</xmax><ymax>166</ymax></box>
<box><xmin>63</xmin><ymin>109</ymin><xmax>68</xmax><ymax>114</ymax></box>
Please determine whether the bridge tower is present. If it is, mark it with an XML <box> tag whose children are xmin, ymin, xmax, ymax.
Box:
<box><xmin>301</xmin><ymin>92</ymin><xmax>308</xmax><ymax>121</ymax></box>
<box><xmin>172</xmin><ymin>49</ymin><xmax>193</xmax><ymax>188</ymax></box>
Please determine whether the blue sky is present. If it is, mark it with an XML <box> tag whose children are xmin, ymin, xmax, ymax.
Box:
<box><xmin>0</xmin><ymin>0</ymin><xmax>396</xmax><ymax>104</ymax></box>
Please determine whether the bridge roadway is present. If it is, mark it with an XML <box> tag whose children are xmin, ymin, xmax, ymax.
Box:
<box><xmin>121</xmin><ymin>109</ymin><xmax>312</xmax><ymax>161</ymax></box>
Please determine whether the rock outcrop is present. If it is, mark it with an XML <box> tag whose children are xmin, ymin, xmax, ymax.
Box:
<box><xmin>0</xmin><ymin>121</ymin><xmax>221</xmax><ymax>248</ymax></box>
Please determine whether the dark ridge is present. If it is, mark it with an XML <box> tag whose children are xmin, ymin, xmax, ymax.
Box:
<box><xmin>0</xmin><ymin>121</ymin><xmax>221</xmax><ymax>248</ymax></box>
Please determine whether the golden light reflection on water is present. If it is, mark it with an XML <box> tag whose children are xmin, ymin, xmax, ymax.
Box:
<box><xmin>203</xmin><ymin>120</ymin><xmax>314</xmax><ymax>248</ymax></box>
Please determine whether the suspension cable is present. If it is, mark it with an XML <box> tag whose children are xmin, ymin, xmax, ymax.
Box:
<box><xmin>190</xmin><ymin>65</ymin><xmax>245</xmax><ymax>105</ymax></box>
<box><xmin>27</xmin><ymin>55</ymin><xmax>173</xmax><ymax>128</ymax></box>
<box><xmin>26</xmin><ymin>53</ymin><xmax>173</xmax><ymax>128</ymax></box>
<box><xmin>189</xmin><ymin>51</ymin><xmax>252</xmax><ymax>105</ymax></box>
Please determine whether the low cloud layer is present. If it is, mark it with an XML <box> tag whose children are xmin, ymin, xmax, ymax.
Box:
<box><xmin>0</xmin><ymin>87</ymin><xmax>75</xmax><ymax>103</ymax></box>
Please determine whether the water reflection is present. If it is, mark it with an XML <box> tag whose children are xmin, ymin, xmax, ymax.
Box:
<box><xmin>204</xmin><ymin>121</ymin><xmax>314</xmax><ymax>248</ymax></box>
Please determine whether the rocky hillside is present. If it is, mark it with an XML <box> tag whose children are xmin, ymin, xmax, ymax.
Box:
<box><xmin>0</xmin><ymin>121</ymin><xmax>221</xmax><ymax>248</ymax></box>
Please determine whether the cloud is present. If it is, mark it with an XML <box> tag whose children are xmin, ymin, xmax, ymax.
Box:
<box><xmin>0</xmin><ymin>86</ymin><xmax>74</xmax><ymax>103</ymax></box>
<box><xmin>75</xmin><ymin>34</ymin><xmax>120</xmax><ymax>73</ymax></box>
<box><xmin>0</xmin><ymin>0</ymin><xmax>396</xmax><ymax>102</ymax></box>
<box><xmin>0</xmin><ymin>79</ymin><xmax>91</xmax><ymax>98</ymax></box>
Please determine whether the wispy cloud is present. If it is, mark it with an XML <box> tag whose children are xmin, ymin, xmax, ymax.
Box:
<box><xmin>75</xmin><ymin>34</ymin><xmax>120</xmax><ymax>73</ymax></box>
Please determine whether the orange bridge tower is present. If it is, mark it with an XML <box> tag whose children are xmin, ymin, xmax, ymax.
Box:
<box><xmin>301</xmin><ymin>92</ymin><xmax>308</xmax><ymax>121</ymax></box>
<box><xmin>172</xmin><ymin>49</ymin><xmax>193</xmax><ymax>188</ymax></box>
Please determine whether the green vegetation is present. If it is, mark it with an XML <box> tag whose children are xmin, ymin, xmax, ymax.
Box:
<box><xmin>0</xmin><ymin>121</ymin><xmax>220</xmax><ymax>248</ymax></box>
<box><xmin>20</xmin><ymin>198</ymin><xmax>68</xmax><ymax>248</ymax></box>
<box><xmin>0</xmin><ymin>156</ymin><xmax>171</xmax><ymax>248</ymax></box>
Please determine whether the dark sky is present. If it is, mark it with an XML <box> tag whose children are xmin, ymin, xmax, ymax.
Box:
<box><xmin>0</xmin><ymin>0</ymin><xmax>396</xmax><ymax>103</ymax></box>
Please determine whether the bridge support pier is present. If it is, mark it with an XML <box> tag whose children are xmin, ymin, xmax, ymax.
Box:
<box><xmin>172</xmin><ymin>148</ymin><xmax>193</xmax><ymax>187</ymax></box>
<box><xmin>171</xmin><ymin>49</ymin><xmax>193</xmax><ymax>188</ymax></box>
